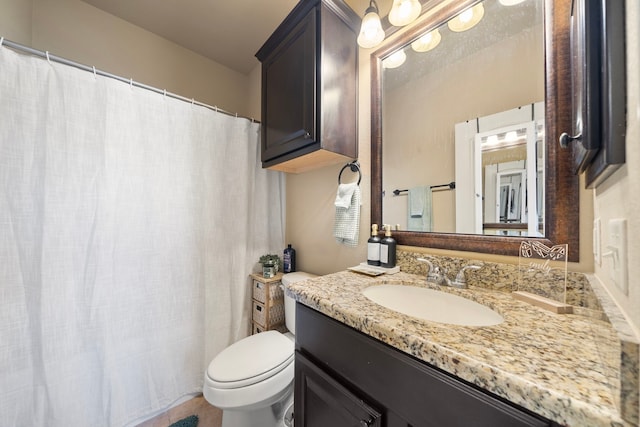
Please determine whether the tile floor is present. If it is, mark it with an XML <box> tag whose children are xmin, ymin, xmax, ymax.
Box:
<box><xmin>136</xmin><ymin>395</ymin><xmax>222</xmax><ymax>427</ymax></box>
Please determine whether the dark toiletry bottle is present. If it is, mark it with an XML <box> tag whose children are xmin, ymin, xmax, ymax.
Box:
<box><xmin>367</xmin><ymin>224</ymin><xmax>381</xmax><ymax>266</ymax></box>
<box><xmin>380</xmin><ymin>224</ymin><xmax>397</xmax><ymax>268</ymax></box>
<box><xmin>283</xmin><ymin>244</ymin><xmax>296</xmax><ymax>273</ymax></box>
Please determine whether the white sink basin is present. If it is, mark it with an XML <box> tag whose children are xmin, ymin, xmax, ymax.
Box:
<box><xmin>362</xmin><ymin>285</ymin><xmax>504</xmax><ymax>327</ymax></box>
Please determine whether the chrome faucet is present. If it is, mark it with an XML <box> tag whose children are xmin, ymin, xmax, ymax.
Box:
<box><xmin>451</xmin><ymin>264</ymin><xmax>483</xmax><ymax>289</ymax></box>
<box><xmin>417</xmin><ymin>258</ymin><xmax>450</xmax><ymax>286</ymax></box>
<box><xmin>417</xmin><ymin>258</ymin><xmax>482</xmax><ymax>289</ymax></box>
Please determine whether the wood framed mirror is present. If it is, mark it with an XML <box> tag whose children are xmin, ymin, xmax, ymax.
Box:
<box><xmin>370</xmin><ymin>0</ymin><xmax>580</xmax><ymax>261</ymax></box>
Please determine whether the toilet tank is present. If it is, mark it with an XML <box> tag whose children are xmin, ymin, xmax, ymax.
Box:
<box><xmin>281</xmin><ymin>272</ymin><xmax>317</xmax><ymax>335</ymax></box>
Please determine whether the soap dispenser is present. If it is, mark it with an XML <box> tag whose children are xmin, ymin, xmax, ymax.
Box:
<box><xmin>380</xmin><ymin>224</ymin><xmax>397</xmax><ymax>268</ymax></box>
<box><xmin>367</xmin><ymin>224</ymin><xmax>381</xmax><ymax>266</ymax></box>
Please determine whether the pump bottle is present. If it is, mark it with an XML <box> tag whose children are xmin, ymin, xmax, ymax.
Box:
<box><xmin>283</xmin><ymin>244</ymin><xmax>296</xmax><ymax>273</ymax></box>
<box><xmin>380</xmin><ymin>224</ymin><xmax>397</xmax><ymax>268</ymax></box>
<box><xmin>367</xmin><ymin>224</ymin><xmax>381</xmax><ymax>266</ymax></box>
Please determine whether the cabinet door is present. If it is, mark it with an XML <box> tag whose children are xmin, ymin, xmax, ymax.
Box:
<box><xmin>261</xmin><ymin>7</ymin><xmax>316</xmax><ymax>165</ymax></box>
<box><xmin>295</xmin><ymin>351</ymin><xmax>382</xmax><ymax>427</ymax></box>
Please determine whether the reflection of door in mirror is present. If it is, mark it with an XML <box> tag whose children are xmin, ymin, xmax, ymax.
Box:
<box><xmin>456</xmin><ymin>103</ymin><xmax>544</xmax><ymax>237</ymax></box>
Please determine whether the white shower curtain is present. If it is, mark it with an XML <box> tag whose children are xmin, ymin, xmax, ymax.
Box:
<box><xmin>0</xmin><ymin>47</ymin><xmax>285</xmax><ymax>426</ymax></box>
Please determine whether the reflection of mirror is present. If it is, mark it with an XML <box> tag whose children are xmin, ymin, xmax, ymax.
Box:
<box><xmin>370</xmin><ymin>0</ymin><xmax>581</xmax><ymax>261</ymax></box>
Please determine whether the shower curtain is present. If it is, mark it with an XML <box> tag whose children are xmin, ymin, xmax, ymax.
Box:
<box><xmin>0</xmin><ymin>47</ymin><xmax>285</xmax><ymax>426</ymax></box>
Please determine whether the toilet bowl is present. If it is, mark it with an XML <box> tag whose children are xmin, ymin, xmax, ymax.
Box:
<box><xmin>203</xmin><ymin>271</ymin><xmax>316</xmax><ymax>427</ymax></box>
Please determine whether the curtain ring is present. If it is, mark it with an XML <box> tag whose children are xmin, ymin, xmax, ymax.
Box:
<box><xmin>338</xmin><ymin>161</ymin><xmax>361</xmax><ymax>185</ymax></box>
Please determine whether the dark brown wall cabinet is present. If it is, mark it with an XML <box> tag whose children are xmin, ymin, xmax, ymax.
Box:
<box><xmin>255</xmin><ymin>0</ymin><xmax>358</xmax><ymax>173</ymax></box>
<box><xmin>295</xmin><ymin>304</ymin><xmax>557</xmax><ymax>427</ymax></box>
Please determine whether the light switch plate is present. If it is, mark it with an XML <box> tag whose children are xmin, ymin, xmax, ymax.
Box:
<box><xmin>608</xmin><ymin>218</ymin><xmax>628</xmax><ymax>295</ymax></box>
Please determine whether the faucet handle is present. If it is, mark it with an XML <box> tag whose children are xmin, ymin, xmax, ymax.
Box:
<box><xmin>454</xmin><ymin>264</ymin><xmax>483</xmax><ymax>286</ymax></box>
<box><xmin>417</xmin><ymin>258</ymin><xmax>438</xmax><ymax>281</ymax></box>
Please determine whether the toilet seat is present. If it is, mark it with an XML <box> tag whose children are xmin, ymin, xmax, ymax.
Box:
<box><xmin>204</xmin><ymin>331</ymin><xmax>295</xmax><ymax>410</ymax></box>
<box><xmin>206</xmin><ymin>331</ymin><xmax>294</xmax><ymax>389</ymax></box>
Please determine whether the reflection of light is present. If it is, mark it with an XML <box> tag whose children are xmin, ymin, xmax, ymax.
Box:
<box><xmin>357</xmin><ymin>1</ymin><xmax>385</xmax><ymax>48</ymax></box>
<box><xmin>411</xmin><ymin>29</ymin><xmax>441</xmax><ymax>52</ymax></box>
<box><xmin>499</xmin><ymin>0</ymin><xmax>526</xmax><ymax>5</ymax></box>
<box><xmin>447</xmin><ymin>3</ymin><xmax>484</xmax><ymax>32</ymax></box>
<box><xmin>505</xmin><ymin>131</ymin><xmax>518</xmax><ymax>141</ymax></box>
<box><xmin>388</xmin><ymin>0</ymin><xmax>422</xmax><ymax>26</ymax></box>
<box><xmin>383</xmin><ymin>50</ymin><xmax>407</xmax><ymax>68</ymax></box>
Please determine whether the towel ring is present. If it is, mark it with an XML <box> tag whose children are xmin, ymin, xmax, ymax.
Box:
<box><xmin>338</xmin><ymin>161</ymin><xmax>361</xmax><ymax>185</ymax></box>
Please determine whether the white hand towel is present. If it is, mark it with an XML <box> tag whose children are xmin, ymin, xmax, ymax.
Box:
<box><xmin>334</xmin><ymin>182</ymin><xmax>358</xmax><ymax>209</ymax></box>
<box><xmin>334</xmin><ymin>185</ymin><xmax>361</xmax><ymax>247</ymax></box>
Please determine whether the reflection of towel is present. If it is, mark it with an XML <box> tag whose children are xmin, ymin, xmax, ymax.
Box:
<box><xmin>334</xmin><ymin>185</ymin><xmax>361</xmax><ymax>246</ymax></box>
<box><xmin>407</xmin><ymin>186</ymin><xmax>432</xmax><ymax>232</ymax></box>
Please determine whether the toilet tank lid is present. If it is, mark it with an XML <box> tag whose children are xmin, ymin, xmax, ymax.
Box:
<box><xmin>282</xmin><ymin>272</ymin><xmax>317</xmax><ymax>286</ymax></box>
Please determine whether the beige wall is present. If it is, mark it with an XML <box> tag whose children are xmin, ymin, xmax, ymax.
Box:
<box><xmin>0</xmin><ymin>0</ymin><xmax>32</xmax><ymax>45</ymax></box>
<box><xmin>592</xmin><ymin>2</ymin><xmax>640</xmax><ymax>333</ymax></box>
<box><xmin>4</xmin><ymin>0</ymin><xmax>252</xmax><ymax>117</ymax></box>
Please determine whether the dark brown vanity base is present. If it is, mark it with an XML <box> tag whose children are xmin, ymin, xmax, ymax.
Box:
<box><xmin>295</xmin><ymin>303</ymin><xmax>556</xmax><ymax>427</ymax></box>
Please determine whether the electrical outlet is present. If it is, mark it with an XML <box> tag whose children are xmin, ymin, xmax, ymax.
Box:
<box><xmin>593</xmin><ymin>218</ymin><xmax>601</xmax><ymax>266</ymax></box>
<box><xmin>608</xmin><ymin>218</ymin><xmax>628</xmax><ymax>295</ymax></box>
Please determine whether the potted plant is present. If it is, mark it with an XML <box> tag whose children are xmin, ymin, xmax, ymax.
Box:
<box><xmin>259</xmin><ymin>254</ymin><xmax>282</xmax><ymax>278</ymax></box>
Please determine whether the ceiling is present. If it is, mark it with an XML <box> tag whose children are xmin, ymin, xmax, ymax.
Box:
<box><xmin>81</xmin><ymin>0</ymin><xmax>375</xmax><ymax>75</ymax></box>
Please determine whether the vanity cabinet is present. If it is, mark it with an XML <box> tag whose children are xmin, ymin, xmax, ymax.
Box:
<box><xmin>255</xmin><ymin>0</ymin><xmax>358</xmax><ymax>173</ymax></box>
<box><xmin>295</xmin><ymin>303</ymin><xmax>555</xmax><ymax>427</ymax></box>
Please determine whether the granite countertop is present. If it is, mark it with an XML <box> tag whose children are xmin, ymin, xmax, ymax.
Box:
<box><xmin>286</xmin><ymin>270</ymin><xmax>627</xmax><ymax>427</ymax></box>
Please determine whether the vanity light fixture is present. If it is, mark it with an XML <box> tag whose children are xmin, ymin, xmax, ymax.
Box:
<box><xmin>411</xmin><ymin>29</ymin><xmax>442</xmax><ymax>52</ymax></box>
<box><xmin>357</xmin><ymin>0</ymin><xmax>386</xmax><ymax>48</ymax></box>
<box><xmin>388</xmin><ymin>0</ymin><xmax>422</xmax><ymax>27</ymax></box>
<box><xmin>383</xmin><ymin>49</ymin><xmax>407</xmax><ymax>68</ymax></box>
<box><xmin>447</xmin><ymin>3</ymin><xmax>485</xmax><ymax>32</ymax></box>
<box><xmin>499</xmin><ymin>0</ymin><xmax>526</xmax><ymax>5</ymax></box>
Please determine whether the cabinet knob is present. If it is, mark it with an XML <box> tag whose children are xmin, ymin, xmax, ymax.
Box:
<box><xmin>559</xmin><ymin>132</ymin><xmax>582</xmax><ymax>148</ymax></box>
<box><xmin>359</xmin><ymin>419</ymin><xmax>373</xmax><ymax>427</ymax></box>
<box><xmin>304</xmin><ymin>132</ymin><xmax>311</xmax><ymax>139</ymax></box>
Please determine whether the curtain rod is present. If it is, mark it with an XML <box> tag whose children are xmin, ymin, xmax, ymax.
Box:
<box><xmin>0</xmin><ymin>37</ymin><xmax>260</xmax><ymax>124</ymax></box>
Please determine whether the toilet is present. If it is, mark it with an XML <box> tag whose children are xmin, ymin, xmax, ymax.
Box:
<box><xmin>203</xmin><ymin>271</ymin><xmax>316</xmax><ymax>427</ymax></box>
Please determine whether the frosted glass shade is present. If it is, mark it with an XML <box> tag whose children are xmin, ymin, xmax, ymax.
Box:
<box><xmin>358</xmin><ymin>7</ymin><xmax>385</xmax><ymax>48</ymax></box>
<box><xmin>447</xmin><ymin>3</ymin><xmax>484</xmax><ymax>32</ymax></box>
<box><xmin>411</xmin><ymin>29</ymin><xmax>441</xmax><ymax>52</ymax></box>
<box><xmin>383</xmin><ymin>50</ymin><xmax>407</xmax><ymax>69</ymax></box>
<box><xmin>388</xmin><ymin>0</ymin><xmax>422</xmax><ymax>27</ymax></box>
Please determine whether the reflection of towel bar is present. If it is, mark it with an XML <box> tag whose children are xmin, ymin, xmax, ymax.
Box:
<box><xmin>392</xmin><ymin>181</ymin><xmax>455</xmax><ymax>196</ymax></box>
<box><xmin>338</xmin><ymin>160</ymin><xmax>361</xmax><ymax>185</ymax></box>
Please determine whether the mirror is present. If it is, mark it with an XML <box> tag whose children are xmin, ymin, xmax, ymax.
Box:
<box><xmin>371</xmin><ymin>0</ymin><xmax>580</xmax><ymax>261</ymax></box>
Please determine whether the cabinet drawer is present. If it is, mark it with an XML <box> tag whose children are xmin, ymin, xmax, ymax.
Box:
<box><xmin>252</xmin><ymin>279</ymin><xmax>284</xmax><ymax>304</ymax></box>
<box><xmin>252</xmin><ymin>300</ymin><xmax>285</xmax><ymax>327</ymax></box>
<box><xmin>252</xmin><ymin>322</ymin><xmax>288</xmax><ymax>335</ymax></box>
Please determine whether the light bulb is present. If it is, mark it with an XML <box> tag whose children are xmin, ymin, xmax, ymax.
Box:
<box><xmin>447</xmin><ymin>3</ymin><xmax>485</xmax><ymax>32</ymax></box>
<box><xmin>505</xmin><ymin>131</ymin><xmax>518</xmax><ymax>141</ymax></box>
<box><xmin>411</xmin><ymin>29</ymin><xmax>441</xmax><ymax>52</ymax></box>
<box><xmin>383</xmin><ymin>50</ymin><xmax>407</xmax><ymax>69</ymax></box>
<box><xmin>486</xmin><ymin>135</ymin><xmax>499</xmax><ymax>146</ymax></box>
<box><xmin>388</xmin><ymin>0</ymin><xmax>422</xmax><ymax>27</ymax></box>
<box><xmin>357</xmin><ymin>4</ymin><xmax>385</xmax><ymax>48</ymax></box>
